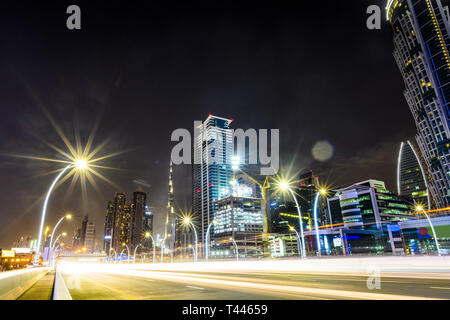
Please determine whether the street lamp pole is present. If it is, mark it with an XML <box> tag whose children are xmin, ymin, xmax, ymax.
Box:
<box><xmin>133</xmin><ymin>244</ymin><xmax>143</xmax><ymax>264</ymax></box>
<box><xmin>289</xmin><ymin>227</ymin><xmax>302</xmax><ymax>258</ymax></box>
<box><xmin>231</xmin><ymin>238</ymin><xmax>239</xmax><ymax>261</ymax></box>
<box><xmin>287</xmin><ymin>188</ymin><xmax>306</xmax><ymax>258</ymax></box>
<box><xmin>313</xmin><ymin>191</ymin><xmax>325</xmax><ymax>257</ymax></box>
<box><xmin>417</xmin><ymin>206</ymin><xmax>442</xmax><ymax>256</ymax></box>
<box><xmin>34</xmin><ymin>164</ymin><xmax>72</xmax><ymax>265</ymax></box>
<box><xmin>48</xmin><ymin>214</ymin><xmax>72</xmax><ymax>263</ymax></box>
<box><xmin>205</xmin><ymin>220</ymin><xmax>217</xmax><ymax>261</ymax></box>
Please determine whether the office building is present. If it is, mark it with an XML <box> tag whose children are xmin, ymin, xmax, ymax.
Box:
<box><xmin>212</xmin><ymin>182</ymin><xmax>264</xmax><ymax>258</ymax></box>
<box><xmin>388</xmin><ymin>0</ymin><xmax>450</xmax><ymax>208</ymax></box>
<box><xmin>397</xmin><ymin>140</ymin><xmax>430</xmax><ymax>208</ymax></box>
<box><xmin>192</xmin><ymin>114</ymin><xmax>234</xmax><ymax>246</ymax></box>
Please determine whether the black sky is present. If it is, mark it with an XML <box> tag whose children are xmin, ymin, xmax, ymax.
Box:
<box><xmin>0</xmin><ymin>0</ymin><xmax>416</xmax><ymax>247</ymax></box>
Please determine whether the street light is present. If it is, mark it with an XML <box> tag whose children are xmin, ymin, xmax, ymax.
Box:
<box><xmin>144</xmin><ymin>232</ymin><xmax>156</xmax><ymax>263</ymax></box>
<box><xmin>48</xmin><ymin>213</ymin><xmax>72</xmax><ymax>263</ymax></box>
<box><xmin>120</xmin><ymin>243</ymin><xmax>130</xmax><ymax>263</ymax></box>
<box><xmin>278</xmin><ymin>180</ymin><xmax>306</xmax><ymax>258</ymax></box>
<box><xmin>34</xmin><ymin>159</ymin><xmax>89</xmax><ymax>265</ymax></box>
<box><xmin>182</xmin><ymin>217</ymin><xmax>198</xmax><ymax>262</ymax></box>
<box><xmin>289</xmin><ymin>226</ymin><xmax>302</xmax><ymax>258</ymax></box>
<box><xmin>415</xmin><ymin>205</ymin><xmax>441</xmax><ymax>256</ymax></box>
<box><xmin>50</xmin><ymin>232</ymin><xmax>66</xmax><ymax>267</ymax></box>
<box><xmin>205</xmin><ymin>219</ymin><xmax>218</xmax><ymax>260</ymax></box>
<box><xmin>312</xmin><ymin>188</ymin><xmax>327</xmax><ymax>257</ymax></box>
<box><xmin>109</xmin><ymin>247</ymin><xmax>117</xmax><ymax>264</ymax></box>
<box><xmin>230</xmin><ymin>237</ymin><xmax>239</xmax><ymax>261</ymax></box>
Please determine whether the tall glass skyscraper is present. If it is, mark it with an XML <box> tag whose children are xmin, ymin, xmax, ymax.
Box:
<box><xmin>397</xmin><ymin>140</ymin><xmax>430</xmax><ymax>208</ymax></box>
<box><xmin>192</xmin><ymin>114</ymin><xmax>233</xmax><ymax>246</ymax></box>
<box><xmin>388</xmin><ymin>0</ymin><xmax>450</xmax><ymax>208</ymax></box>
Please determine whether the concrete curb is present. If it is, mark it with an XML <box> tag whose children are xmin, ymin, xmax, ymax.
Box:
<box><xmin>52</xmin><ymin>270</ymin><xmax>72</xmax><ymax>300</ymax></box>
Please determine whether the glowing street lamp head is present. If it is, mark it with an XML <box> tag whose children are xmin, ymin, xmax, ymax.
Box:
<box><xmin>74</xmin><ymin>159</ymin><xmax>88</xmax><ymax>170</ymax></box>
<box><xmin>183</xmin><ymin>217</ymin><xmax>191</xmax><ymax>225</ymax></box>
<box><xmin>212</xmin><ymin>219</ymin><xmax>218</xmax><ymax>225</ymax></box>
<box><xmin>415</xmin><ymin>205</ymin><xmax>424</xmax><ymax>212</ymax></box>
<box><xmin>289</xmin><ymin>226</ymin><xmax>295</xmax><ymax>232</ymax></box>
<box><xmin>319</xmin><ymin>188</ymin><xmax>327</xmax><ymax>195</ymax></box>
<box><xmin>145</xmin><ymin>232</ymin><xmax>151</xmax><ymax>239</ymax></box>
<box><xmin>62</xmin><ymin>232</ymin><xmax>67</xmax><ymax>236</ymax></box>
<box><xmin>279</xmin><ymin>181</ymin><xmax>289</xmax><ymax>190</ymax></box>
<box><xmin>231</xmin><ymin>155</ymin><xmax>240</xmax><ymax>171</ymax></box>
<box><xmin>65</xmin><ymin>214</ymin><xmax>72</xmax><ymax>220</ymax></box>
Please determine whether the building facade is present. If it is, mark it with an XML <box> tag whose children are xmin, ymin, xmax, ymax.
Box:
<box><xmin>397</xmin><ymin>140</ymin><xmax>430</xmax><ymax>208</ymax></box>
<box><xmin>327</xmin><ymin>180</ymin><xmax>413</xmax><ymax>231</ymax></box>
<box><xmin>192</xmin><ymin>114</ymin><xmax>234</xmax><ymax>246</ymax></box>
<box><xmin>388</xmin><ymin>0</ymin><xmax>450</xmax><ymax>208</ymax></box>
<box><xmin>212</xmin><ymin>192</ymin><xmax>264</xmax><ymax>258</ymax></box>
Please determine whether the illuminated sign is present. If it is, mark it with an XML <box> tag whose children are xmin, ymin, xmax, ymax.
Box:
<box><xmin>1</xmin><ymin>250</ymin><xmax>15</xmax><ymax>258</ymax></box>
<box><xmin>12</xmin><ymin>248</ymin><xmax>31</xmax><ymax>254</ymax></box>
<box><xmin>333</xmin><ymin>238</ymin><xmax>342</xmax><ymax>247</ymax></box>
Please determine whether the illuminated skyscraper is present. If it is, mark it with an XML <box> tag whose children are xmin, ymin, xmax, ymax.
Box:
<box><xmin>193</xmin><ymin>114</ymin><xmax>234</xmax><ymax>246</ymax></box>
<box><xmin>164</xmin><ymin>162</ymin><xmax>176</xmax><ymax>254</ymax></box>
<box><xmin>130</xmin><ymin>187</ymin><xmax>147</xmax><ymax>251</ymax></box>
<box><xmin>387</xmin><ymin>0</ymin><xmax>450</xmax><ymax>208</ymax></box>
<box><xmin>397</xmin><ymin>140</ymin><xmax>430</xmax><ymax>208</ymax></box>
<box><xmin>103</xmin><ymin>201</ymin><xmax>114</xmax><ymax>252</ymax></box>
<box><xmin>112</xmin><ymin>192</ymin><xmax>126</xmax><ymax>251</ymax></box>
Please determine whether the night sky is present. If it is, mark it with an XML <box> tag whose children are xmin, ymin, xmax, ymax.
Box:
<box><xmin>0</xmin><ymin>0</ymin><xmax>415</xmax><ymax>248</ymax></box>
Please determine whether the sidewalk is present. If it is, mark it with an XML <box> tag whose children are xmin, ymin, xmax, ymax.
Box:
<box><xmin>17</xmin><ymin>270</ymin><xmax>55</xmax><ymax>300</ymax></box>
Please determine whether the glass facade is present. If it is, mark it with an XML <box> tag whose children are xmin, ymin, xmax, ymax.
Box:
<box><xmin>389</xmin><ymin>0</ymin><xmax>450</xmax><ymax>208</ymax></box>
<box><xmin>192</xmin><ymin>115</ymin><xmax>233</xmax><ymax>245</ymax></box>
<box><xmin>397</xmin><ymin>141</ymin><xmax>429</xmax><ymax>208</ymax></box>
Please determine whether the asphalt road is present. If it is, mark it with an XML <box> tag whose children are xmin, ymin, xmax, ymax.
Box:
<box><xmin>60</xmin><ymin>267</ymin><xmax>450</xmax><ymax>300</ymax></box>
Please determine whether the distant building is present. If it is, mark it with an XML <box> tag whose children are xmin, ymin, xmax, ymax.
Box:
<box><xmin>80</xmin><ymin>215</ymin><xmax>88</xmax><ymax>247</ymax></box>
<box><xmin>397</xmin><ymin>140</ymin><xmax>430</xmax><ymax>208</ymax></box>
<box><xmin>131</xmin><ymin>187</ymin><xmax>147</xmax><ymax>251</ymax></box>
<box><xmin>84</xmin><ymin>222</ymin><xmax>95</xmax><ymax>253</ymax></box>
<box><xmin>112</xmin><ymin>192</ymin><xmax>126</xmax><ymax>252</ymax></box>
<box><xmin>103</xmin><ymin>201</ymin><xmax>114</xmax><ymax>253</ymax></box>
<box><xmin>118</xmin><ymin>204</ymin><xmax>131</xmax><ymax>250</ymax></box>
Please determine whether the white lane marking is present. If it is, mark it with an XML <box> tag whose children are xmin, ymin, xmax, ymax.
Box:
<box><xmin>430</xmin><ymin>287</ymin><xmax>450</xmax><ymax>290</ymax></box>
<box><xmin>186</xmin><ymin>285</ymin><xmax>205</xmax><ymax>290</ymax></box>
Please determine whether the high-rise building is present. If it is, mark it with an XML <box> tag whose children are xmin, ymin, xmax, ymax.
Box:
<box><xmin>130</xmin><ymin>187</ymin><xmax>147</xmax><ymax>251</ymax></box>
<box><xmin>297</xmin><ymin>170</ymin><xmax>320</xmax><ymax>227</ymax></box>
<box><xmin>103</xmin><ymin>201</ymin><xmax>114</xmax><ymax>253</ymax></box>
<box><xmin>118</xmin><ymin>204</ymin><xmax>131</xmax><ymax>250</ymax></box>
<box><xmin>164</xmin><ymin>162</ymin><xmax>176</xmax><ymax>253</ymax></box>
<box><xmin>397</xmin><ymin>140</ymin><xmax>430</xmax><ymax>208</ymax></box>
<box><xmin>84</xmin><ymin>222</ymin><xmax>95</xmax><ymax>253</ymax></box>
<box><xmin>80</xmin><ymin>215</ymin><xmax>88</xmax><ymax>247</ymax></box>
<box><xmin>112</xmin><ymin>192</ymin><xmax>126</xmax><ymax>252</ymax></box>
<box><xmin>388</xmin><ymin>0</ymin><xmax>450</xmax><ymax>208</ymax></box>
<box><xmin>192</xmin><ymin>114</ymin><xmax>234</xmax><ymax>246</ymax></box>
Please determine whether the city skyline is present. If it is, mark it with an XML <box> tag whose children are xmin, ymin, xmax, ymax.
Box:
<box><xmin>0</xmin><ymin>1</ymin><xmax>417</xmax><ymax>248</ymax></box>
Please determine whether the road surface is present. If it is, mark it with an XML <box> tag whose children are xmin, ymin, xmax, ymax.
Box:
<box><xmin>57</xmin><ymin>257</ymin><xmax>450</xmax><ymax>300</ymax></box>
